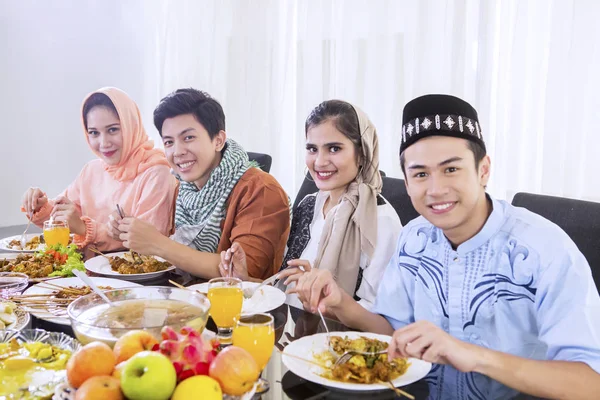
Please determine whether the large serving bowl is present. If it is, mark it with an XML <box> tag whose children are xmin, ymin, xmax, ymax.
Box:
<box><xmin>67</xmin><ymin>286</ymin><xmax>211</xmax><ymax>347</ymax></box>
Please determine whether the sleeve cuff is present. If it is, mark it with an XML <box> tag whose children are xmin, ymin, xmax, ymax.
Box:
<box><xmin>21</xmin><ymin>201</ymin><xmax>53</xmax><ymax>226</ymax></box>
<box><xmin>73</xmin><ymin>216</ymin><xmax>96</xmax><ymax>248</ymax></box>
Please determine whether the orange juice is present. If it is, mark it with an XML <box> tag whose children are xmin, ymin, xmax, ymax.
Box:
<box><xmin>43</xmin><ymin>226</ymin><xmax>70</xmax><ymax>246</ymax></box>
<box><xmin>233</xmin><ymin>324</ymin><xmax>275</xmax><ymax>370</ymax></box>
<box><xmin>208</xmin><ymin>286</ymin><xmax>243</xmax><ymax>328</ymax></box>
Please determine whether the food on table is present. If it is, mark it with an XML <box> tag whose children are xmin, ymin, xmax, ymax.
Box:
<box><xmin>0</xmin><ymin>338</ymin><xmax>73</xmax><ymax>398</ymax></box>
<box><xmin>120</xmin><ymin>351</ymin><xmax>177</xmax><ymax>400</ymax></box>
<box><xmin>109</xmin><ymin>252</ymin><xmax>171</xmax><ymax>274</ymax></box>
<box><xmin>171</xmin><ymin>375</ymin><xmax>222</xmax><ymax>400</ymax></box>
<box><xmin>208</xmin><ymin>345</ymin><xmax>260</xmax><ymax>396</ymax></box>
<box><xmin>72</xmin><ymin>299</ymin><xmax>209</xmax><ymax>347</ymax></box>
<box><xmin>65</xmin><ymin>327</ymin><xmax>262</xmax><ymax>399</ymax></box>
<box><xmin>8</xmin><ymin>235</ymin><xmax>42</xmax><ymax>251</ymax></box>
<box><xmin>113</xmin><ymin>330</ymin><xmax>160</xmax><ymax>364</ymax></box>
<box><xmin>0</xmin><ymin>244</ymin><xmax>85</xmax><ymax>279</ymax></box>
<box><xmin>53</xmin><ymin>285</ymin><xmax>114</xmax><ymax>299</ymax></box>
<box><xmin>158</xmin><ymin>326</ymin><xmax>219</xmax><ymax>381</ymax></box>
<box><xmin>0</xmin><ymin>301</ymin><xmax>18</xmax><ymax>329</ymax></box>
<box><xmin>74</xmin><ymin>375</ymin><xmax>124</xmax><ymax>400</ymax></box>
<box><xmin>66</xmin><ymin>341</ymin><xmax>117</xmax><ymax>388</ymax></box>
<box><xmin>314</xmin><ymin>335</ymin><xmax>410</xmax><ymax>384</ymax></box>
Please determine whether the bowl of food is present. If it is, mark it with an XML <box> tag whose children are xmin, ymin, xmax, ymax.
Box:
<box><xmin>0</xmin><ymin>272</ymin><xmax>29</xmax><ymax>298</ymax></box>
<box><xmin>67</xmin><ymin>286</ymin><xmax>211</xmax><ymax>347</ymax></box>
<box><xmin>0</xmin><ymin>328</ymin><xmax>80</xmax><ymax>398</ymax></box>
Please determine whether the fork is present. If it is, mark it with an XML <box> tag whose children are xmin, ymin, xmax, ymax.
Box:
<box><xmin>243</xmin><ymin>272</ymin><xmax>281</xmax><ymax>299</ymax></box>
<box><xmin>20</xmin><ymin>218</ymin><xmax>32</xmax><ymax>249</ymax></box>
<box><xmin>317</xmin><ymin>308</ymin><xmax>339</xmax><ymax>360</ymax></box>
<box><xmin>116</xmin><ymin>204</ymin><xmax>143</xmax><ymax>264</ymax></box>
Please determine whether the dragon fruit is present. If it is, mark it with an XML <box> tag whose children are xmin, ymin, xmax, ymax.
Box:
<box><xmin>155</xmin><ymin>326</ymin><xmax>220</xmax><ymax>382</ymax></box>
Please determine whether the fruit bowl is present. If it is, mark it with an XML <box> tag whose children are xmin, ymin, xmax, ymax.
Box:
<box><xmin>67</xmin><ymin>286</ymin><xmax>211</xmax><ymax>347</ymax></box>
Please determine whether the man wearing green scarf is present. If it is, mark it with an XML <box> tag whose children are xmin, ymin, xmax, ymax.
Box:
<box><xmin>115</xmin><ymin>88</ymin><xmax>290</xmax><ymax>280</ymax></box>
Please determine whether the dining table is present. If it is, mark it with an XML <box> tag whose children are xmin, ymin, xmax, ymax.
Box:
<box><xmin>0</xmin><ymin>224</ymin><xmax>543</xmax><ymax>399</ymax></box>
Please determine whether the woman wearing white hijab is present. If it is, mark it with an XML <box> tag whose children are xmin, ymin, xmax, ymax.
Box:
<box><xmin>220</xmin><ymin>100</ymin><xmax>402</xmax><ymax>311</ymax></box>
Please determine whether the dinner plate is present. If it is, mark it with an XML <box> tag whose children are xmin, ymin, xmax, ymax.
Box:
<box><xmin>84</xmin><ymin>251</ymin><xmax>176</xmax><ymax>282</ymax></box>
<box><xmin>0</xmin><ymin>234</ymin><xmax>45</xmax><ymax>253</ymax></box>
<box><xmin>0</xmin><ymin>253</ymin><xmax>64</xmax><ymax>283</ymax></box>
<box><xmin>0</xmin><ymin>305</ymin><xmax>30</xmax><ymax>332</ymax></box>
<box><xmin>188</xmin><ymin>281</ymin><xmax>286</xmax><ymax>314</ymax></box>
<box><xmin>22</xmin><ymin>277</ymin><xmax>142</xmax><ymax>325</ymax></box>
<box><xmin>282</xmin><ymin>331</ymin><xmax>432</xmax><ymax>391</ymax></box>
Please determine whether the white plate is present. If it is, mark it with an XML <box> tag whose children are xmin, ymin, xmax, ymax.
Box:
<box><xmin>188</xmin><ymin>281</ymin><xmax>286</xmax><ymax>314</ymax></box>
<box><xmin>0</xmin><ymin>234</ymin><xmax>45</xmax><ymax>253</ymax></box>
<box><xmin>0</xmin><ymin>306</ymin><xmax>30</xmax><ymax>332</ymax></box>
<box><xmin>21</xmin><ymin>277</ymin><xmax>142</xmax><ymax>325</ymax></box>
<box><xmin>84</xmin><ymin>251</ymin><xmax>176</xmax><ymax>282</ymax></box>
<box><xmin>282</xmin><ymin>331</ymin><xmax>431</xmax><ymax>391</ymax></box>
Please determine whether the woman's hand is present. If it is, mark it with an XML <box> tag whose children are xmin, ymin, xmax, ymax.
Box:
<box><xmin>277</xmin><ymin>259</ymin><xmax>313</xmax><ymax>287</ymax></box>
<box><xmin>107</xmin><ymin>211</ymin><xmax>123</xmax><ymax>241</ymax></box>
<box><xmin>21</xmin><ymin>187</ymin><xmax>47</xmax><ymax>217</ymax></box>
<box><xmin>52</xmin><ymin>196</ymin><xmax>86</xmax><ymax>236</ymax></box>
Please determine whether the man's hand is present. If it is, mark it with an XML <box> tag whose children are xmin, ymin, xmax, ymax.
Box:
<box><xmin>389</xmin><ymin>320</ymin><xmax>481</xmax><ymax>373</ymax></box>
<box><xmin>219</xmin><ymin>242</ymin><xmax>249</xmax><ymax>280</ymax></box>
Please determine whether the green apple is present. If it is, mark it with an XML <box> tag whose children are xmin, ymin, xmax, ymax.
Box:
<box><xmin>120</xmin><ymin>351</ymin><xmax>176</xmax><ymax>400</ymax></box>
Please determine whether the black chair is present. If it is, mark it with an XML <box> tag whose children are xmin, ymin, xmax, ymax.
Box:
<box><xmin>381</xmin><ymin>177</ymin><xmax>420</xmax><ymax>225</ymax></box>
<box><xmin>292</xmin><ymin>170</ymin><xmax>386</xmax><ymax>210</ymax></box>
<box><xmin>512</xmin><ymin>192</ymin><xmax>600</xmax><ymax>290</ymax></box>
<box><xmin>247</xmin><ymin>152</ymin><xmax>272</xmax><ymax>173</ymax></box>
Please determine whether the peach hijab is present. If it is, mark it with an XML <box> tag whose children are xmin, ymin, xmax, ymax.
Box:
<box><xmin>81</xmin><ymin>87</ymin><xmax>169</xmax><ymax>182</ymax></box>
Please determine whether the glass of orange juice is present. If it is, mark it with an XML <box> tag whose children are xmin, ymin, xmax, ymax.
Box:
<box><xmin>43</xmin><ymin>220</ymin><xmax>70</xmax><ymax>247</ymax></box>
<box><xmin>232</xmin><ymin>313</ymin><xmax>275</xmax><ymax>371</ymax></box>
<box><xmin>208</xmin><ymin>277</ymin><xmax>243</xmax><ymax>344</ymax></box>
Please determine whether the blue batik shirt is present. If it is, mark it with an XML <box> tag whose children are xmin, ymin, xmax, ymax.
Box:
<box><xmin>373</xmin><ymin>196</ymin><xmax>600</xmax><ymax>399</ymax></box>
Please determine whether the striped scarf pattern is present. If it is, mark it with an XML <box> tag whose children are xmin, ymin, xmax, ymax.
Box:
<box><xmin>174</xmin><ymin>139</ymin><xmax>249</xmax><ymax>252</ymax></box>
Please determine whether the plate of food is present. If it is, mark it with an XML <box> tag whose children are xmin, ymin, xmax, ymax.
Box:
<box><xmin>188</xmin><ymin>281</ymin><xmax>286</xmax><ymax>314</ymax></box>
<box><xmin>0</xmin><ymin>233</ymin><xmax>45</xmax><ymax>252</ymax></box>
<box><xmin>0</xmin><ymin>301</ymin><xmax>30</xmax><ymax>331</ymax></box>
<box><xmin>15</xmin><ymin>277</ymin><xmax>142</xmax><ymax>326</ymax></box>
<box><xmin>282</xmin><ymin>331</ymin><xmax>431</xmax><ymax>392</ymax></box>
<box><xmin>0</xmin><ymin>244</ymin><xmax>86</xmax><ymax>282</ymax></box>
<box><xmin>84</xmin><ymin>251</ymin><xmax>175</xmax><ymax>282</ymax></box>
<box><xmin>0</xmin><ymin>328</ymin><xmax>80</xmax><ymax>399</ymax></box>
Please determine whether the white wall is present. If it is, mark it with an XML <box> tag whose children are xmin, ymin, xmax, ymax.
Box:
<box><xmin>0</xmin><ymin>1</ymin><xmax>149</xmax><ymax>227</ymax></box>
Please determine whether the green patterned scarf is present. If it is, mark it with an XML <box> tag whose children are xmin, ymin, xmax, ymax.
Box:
<box><xmin>173</xmin><ymin>139</ymin><xmax>250</xmax><ymax>252</ymax></box>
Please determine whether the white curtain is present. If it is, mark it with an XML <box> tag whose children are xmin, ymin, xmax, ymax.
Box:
<box><xmin>134</xmin><ymin>0</ymin><xmax>600</xmax><ymax>204</ymax></box>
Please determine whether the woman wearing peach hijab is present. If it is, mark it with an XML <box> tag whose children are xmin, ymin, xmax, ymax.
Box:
<box><xmin>21</xmin><ymin>87</ymin><xmax>178</xmax><ymax>255</ymax></box>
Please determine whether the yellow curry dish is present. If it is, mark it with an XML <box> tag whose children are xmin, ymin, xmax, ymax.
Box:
<box><xmin>0</xmin><ymin>335</ymin><xmax>74</xmax><ymax>399</ymax></box>
<box><xmin>314</xmin><ymin>335</ymin><xmax>410</xmax><ymax>384</ymax></box>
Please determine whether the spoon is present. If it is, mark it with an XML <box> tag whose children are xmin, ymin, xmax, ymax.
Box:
<box><xmin>72</xmin><ymin>269</ymin><xmax>114</xmax><ymax>307</ymax></box>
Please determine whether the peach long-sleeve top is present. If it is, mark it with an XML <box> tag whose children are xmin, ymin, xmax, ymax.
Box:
<box><xmin>31</xmin><ymin>160</ymin><xmax>178</xmax><ymax>253</ymax></box>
